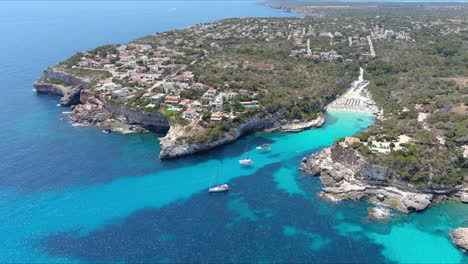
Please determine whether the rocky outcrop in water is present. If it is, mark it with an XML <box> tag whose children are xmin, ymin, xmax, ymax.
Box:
<box><xmin>450</xmin><ymin>228</ymin><xmax>468</xmax><ymax>253</ymax></box>
<box><xmin>34</xmin><ymin>68</ymin><xmax>89</xmax><ymax>106</ymax></box>
<box><xmin>299</xmin><ymin>146</ymin><xmax>452</xmax><ymax>213</ymax></box>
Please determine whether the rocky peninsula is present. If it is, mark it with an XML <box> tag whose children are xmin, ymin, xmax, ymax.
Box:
<box><xmin>35</xmin><ymin>65</ymin><xmax>325</xmax><ymax>159</ymax></box>
<box><xmin>300</xmin><ymin>145</ymin><xmax>467</xmax><ymax>213</ymax></box>
<box><xmin>160</xmin><ymin>114</ymin><xmax>324</xmax><ymax>159</ymax></box>
<box><xmin>35</xmin><ymin>17</ymin><xmax>371</xmax><ymax>159</ymax></box>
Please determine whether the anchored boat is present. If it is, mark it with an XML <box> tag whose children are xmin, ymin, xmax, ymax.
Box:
<box><xmin>208</xmin><ymin>166</ymin><xmax>229</xmax><ymax>193</ymax></box>
<box><xmin>239</xmin><ymin>157</ymin><xmax>253</xmax><ymax>166</ymax></box>
<box><xmin>208</xmin><ymin>184</ymin><xmax>229</xmax><ymax>193</ymax></box>
<box><xmin>256</xmin><ymin>144</ymin><xmax>271</xmax><ymax>151</ymax></box>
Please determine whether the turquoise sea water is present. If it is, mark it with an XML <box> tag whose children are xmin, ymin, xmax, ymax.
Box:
<box><xmin>0</xmin><ymin>1</ymin><xmax>466</xmax><ymax>263</ymax></box>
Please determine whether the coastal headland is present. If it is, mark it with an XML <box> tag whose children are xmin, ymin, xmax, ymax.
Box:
<box><xmin>35</xmin><ymin>17</ymin><xmax>374</xmax><ymax>159</ymax></box>
<box><xmin>273</xmin><ymin>6</ymin><xmax>467</xmax><ymax>249</ymax></box>
<box><xmin>33</xmin><ymin>9</ymin><xmax>467</xmax><ymax>254</ymax></box>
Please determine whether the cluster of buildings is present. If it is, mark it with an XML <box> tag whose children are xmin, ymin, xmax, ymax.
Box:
<box><xmin>288</xmin><ymin>26</ymin><xmax>378</xmax><ymax>62</ymax></box>
<box><xmin>75</xmin><ymin>41</ymin><xmax>205</xmax><ymax>101</ymax></box>
<box><xmin>64</xmin><ymin>17</ymin><xmax>427</xmax><ymax>127</ymax></box>
<box><xmin>341</xmin><ymin>134</ymin><xmax>415</xmax><ymax>155</ymax></box>
<box><xmin>287</xmin><ymin>18</ymin><xmax>418</xmax><ymax>62</ymax></box>
<box><xmin>369</xmin><ymin>26</ymin><xmax>414</xmax><ymax>42</ymax></box>
<box><xmin>69</xmin><ymin>27</ymin><xmax>264</xmax><ymax>124</ymax></box>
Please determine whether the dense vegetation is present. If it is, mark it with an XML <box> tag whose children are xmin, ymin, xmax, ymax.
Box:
<box><xmin>354</xmin><ymin>21</ymin><xmax>467</xmax><ymax>187</ymax></box>
<box><xmin>189</xmin><ymin>38</ymin><xmax>358</xmax><ymax>121</ymax></box>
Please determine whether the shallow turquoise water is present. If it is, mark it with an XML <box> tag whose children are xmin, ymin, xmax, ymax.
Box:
<box><xmin>0</xmin><ymin>1</ymin><xmax>466</xmax><ymax>263</ymax></box>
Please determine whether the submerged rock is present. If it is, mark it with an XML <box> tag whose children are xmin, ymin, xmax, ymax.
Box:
<box><xmin>367</xmin><ymin>206</ymin><xmax>391</xmax><ymax>221</ymax></box>
<box><xmin>450</xmin><ymin>228</ymin><xmax>468</xmax><ymax>253</ymax></box>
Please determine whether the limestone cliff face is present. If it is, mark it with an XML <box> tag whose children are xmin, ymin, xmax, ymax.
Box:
<box><xmin>273</xmin><ymin>115</ymin><xmax>325</xmax><ymax>132</ymax></box>
<box><xmin>159</xmin><ymin>114</ymin><xmax>326</xmax><ymax>159</ymax></box>
<box><xmin>72</xmin><ymin>90</ymin><xmax>170</xmax><ymax>133</ymax></box>
<box><xmin>104</xmin><ymin>102</ymin><xmax>170</xmax><ymax>132</ymax></box>
<box><xmin>34</xmin><ymin>68</ymin><xmax>89</xmax><ymax>106</ymax></box>
<box><xmin>33</xmin><ymin>69</ymin><xmax>325</xmax><ymax>157</ymax></box>
<box><xmin>160</xmin><ymin>115</ymin><xmax>278</xmax><ymax>159</ymax></box>
<box><xmin>301</xmin><ymin>146</ymin><xmax>435</xmax><ymax>213</ymax></box>
<box><xmin>33</xmin><ymin>83</ymin><xmax>68</xmax><ymax>96</ymax></box>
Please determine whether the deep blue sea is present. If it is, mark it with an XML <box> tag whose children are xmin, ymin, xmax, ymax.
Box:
<box><xmin>0</xmin><ymin>1</ymin><xmax>466</xmax><ymax>263</ymax></box>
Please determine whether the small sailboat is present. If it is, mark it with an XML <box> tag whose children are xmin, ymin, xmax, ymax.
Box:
<box><xmin>208</xmin><ymin>183</ymin><xmax>229</xmax><ymax>193</ymax></box>
<box><xmin>208</xmin><ymin>166</ymin><xmax>229</xmax><ymax>193</ymax></box>
<box><xmin>256</xmin><ymin>144</ymin><xmax>271</xmax><ymax>151</ymax></box>
<box><xmin>239</xmin><ymin>157</ymin><xmax>253</xmax><ymax>166</ymax></box>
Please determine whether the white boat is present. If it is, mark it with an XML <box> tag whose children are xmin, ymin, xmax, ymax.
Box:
<box><xmin>102</xmin><ymin>129</ymin><xmax>111</xmax><ymax>134</ymax></box>
<box><xmin>208</xmin><ymin>167</ymin><xmax>229</xmax><ymax>193</ymax></box>
<box><xmin>208</xmin><ymin>184</ymin><xmax>229</xmax><ymax>193</ymax></box>
<box><xmin>239</xmin><ymin>158</ymin><xmax>253</xmax><ymax>165</ymax></box>
<box><xmin>256</xmin><ymin>144</ymin><xmax>271</xmax><ymax>151</ymax></box>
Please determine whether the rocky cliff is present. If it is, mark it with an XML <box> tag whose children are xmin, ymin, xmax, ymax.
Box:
<box><xmin>269</xmin><ymin>115</ymin><xmax>325</xmax><ymax>132</ymax></box>
<box><xmin>72</xmin><ymin>90</ymin><xmax>170</xmax><ymax>133</ymax></box>
<box><xmin>299</xmin><ymin>146</ymin><xmax>451</xmax><ymax>213</ymax></box>
<box><xmin>160</xmin><ymin>114</ymin><xmax>325</xmax><ymax>159</ymax></box>
<box><xmin>33</xmin><ymin>69</ymin><xmax>327</xmax><ymax>158</ymax></box>
<box><xmin>34</xmin><ymin>68</ymin><xmax>89</xmax><ymax>106</ymax></box>
<box><xmin>159</xmin><ymin>115</ymin><xmax>278</xmax><ymax>159</ymax></box>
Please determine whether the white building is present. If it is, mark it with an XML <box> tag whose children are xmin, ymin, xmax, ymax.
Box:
<box><xmin>112</xmin><ymin>88</ymin><xmax>131</xmax><ymax>98</ymax></box>
<box><xmin>182</xmin><ymin>108</ymin><xmax>197</xmax><ymax>119</ymax></box>
<box><xmin>203</xmin><ymin>88</ymin><xmax>217</xmax><ymax>99</ymax></box>
<box><xmin>103</xmin><ymin>82</ymin><xmax>122</xmax><ymax>92</ymax></box>
<box><xmin>150</xmin><ymin>93</ymin><xmax>166</xmax><ymax>104</ymax></box>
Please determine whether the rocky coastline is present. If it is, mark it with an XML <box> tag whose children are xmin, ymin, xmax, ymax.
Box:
<box><xmin>34</xmin><ymin>69</ymin><xmax>325</xmax><ymax>158</ymax></box>
<box><xmin>159</xmin><ymin>114</ymin><xmax>324</xmax><ymax>159</ymax></box>
<box><xmin>71</xmin><ymin>90</ymin><xmax>169</xmax><ymax>134</ymax></box>
<box><xmin>267</xmin><ymin>115</ymin><xmax>325</xmax><ymax>132</ymax></box>
<box><xmin>34</xmin><ymin>68</ymin><xmax>89</xmax><ymax>106</ymax></box>
<box><xmin>300</xmin><ymin>145</ymin><xmax>466</xmax><ymax>213</ymax></box>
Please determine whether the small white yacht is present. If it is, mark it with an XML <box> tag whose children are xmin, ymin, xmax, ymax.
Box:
<box><xmin>208</xmin><ymin>184</ymin><xmax>229</xmax><ymax>193</ymax></box>
<box><xmin>256</xmin><ymin>144</ymin><xmax>271</xmax><ymax>151</ymax></box>
<box><xmin>239</xmin><ymin>157</ymin><xmax>253</xmax><ymax>165</ymax></box>
<box><xmin>208</xmin><ymin>166</ymin><xmax>229</xmax><ymax>193</ymax></box>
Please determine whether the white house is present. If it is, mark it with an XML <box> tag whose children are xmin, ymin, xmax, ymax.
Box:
<box><xmin>211</xmin><ymin>97</ymin><xmax>223</xmax><ymax>112</ymax></box>
<box><xmin>384</xmin><ymin>30</ymin><xmax>394</xmax><ymax>38</ymax></box>
<box><xmin>150</xmin><ymin>93</ymin><xmax>166</xmax><ymax>104</ymax></box>
<box><xmin>112</xmin><ymin>88</ymin><xmax>131</xmax><ymax>98</ymax></box>
<box><xmin>103</xmin><ymin>82</ymin><xmax>122</xmax><ymax>92</ymax></box>
<box><xmin>189</xmin><ymin>100</ymin><xmax>203</xmax><ymax>111</ymax></box>
<box><xmin>162</xmin><ymin>82</ymin><xmax>177</xmax><ymax>93</ymax></box>
<box><xmin>182</xmin><ymin>108</ymin><xmax>197</xmax><ymax>119</ymax></box>
<box><xmin>192</xmin><ymin>82</ymin><xmax>205</xmax><ymax>90</ymax></box>
<box><xmin>203</xmin><ymin>88</ymin><xmax>217</xmax><ymax>99</ymax></box>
